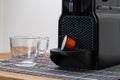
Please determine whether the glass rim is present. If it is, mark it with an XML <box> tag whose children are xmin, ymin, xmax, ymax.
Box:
<box><xmin>10</xmin><ymin>36</ymin><xmax>40</xmax><ymax>39</ymax></box>
<box><xmin>40</xmin><ymin>37</ymin><xmax>49</xmax><ymax>39</ymax></box>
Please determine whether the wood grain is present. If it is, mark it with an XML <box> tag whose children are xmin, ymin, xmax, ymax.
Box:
<box><xmin>0</xmin><ymin>71</ymin><xmax>59</xmax><ymax>80</ymax></box>
<box><xmin>0</xmin><ymin>52</ymin><xmax>12</xmax><ymax>60</ymax></box>
<box><xmin>0</xmin><ymin>76</ymin><xmax>24</xmax><ymax>80</ymax></box>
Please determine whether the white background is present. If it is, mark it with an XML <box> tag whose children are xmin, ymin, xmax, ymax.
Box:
<box><xmin>0</xmin><ymin>0</ymin><xmax>61</xmax><ymax>52</ymax></box>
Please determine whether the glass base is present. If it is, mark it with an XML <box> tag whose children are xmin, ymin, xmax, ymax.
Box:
<box><xmin>14</xmin><ymin>61</ymin><xmax>36</xmax><ymax>67</ymax></box>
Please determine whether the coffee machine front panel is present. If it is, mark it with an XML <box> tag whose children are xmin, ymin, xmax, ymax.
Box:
<box><xmin>59</xmin><ymin>0</ymin><xmax>98</xmax><ymax>51</ymax></box>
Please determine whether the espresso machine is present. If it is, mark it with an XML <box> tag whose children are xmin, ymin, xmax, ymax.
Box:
<box><xmin>50</xmin><ymin>0</ymin><xmax>120</xmax><ymax>70</ymax></box>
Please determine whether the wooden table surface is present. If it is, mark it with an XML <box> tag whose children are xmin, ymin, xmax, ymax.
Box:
<box><xmin>0</xmin><ymin>52</ymin><xmax>59</xmax><ymax>80</ymax></box>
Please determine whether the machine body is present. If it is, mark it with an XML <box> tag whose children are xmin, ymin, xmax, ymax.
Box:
<box><xmin>50</xmin><ymin>0</ymin><xmax>120</xmax><ymax>69</ymax></box>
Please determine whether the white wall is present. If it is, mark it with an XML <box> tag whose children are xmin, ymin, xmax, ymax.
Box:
<box><xmin>0</xmin><ymin>0</ymin><xmax>1</xmax><ymax>51</ymax></box>
<box><xmin>1</xmin><ymin>0</ymin><xmax>61</xmax><ymax>52</ymax></box>
<box><xmin>0</xmin><ymin>0</ymin><xmax>3</xmax><ymax>52</ymax></box>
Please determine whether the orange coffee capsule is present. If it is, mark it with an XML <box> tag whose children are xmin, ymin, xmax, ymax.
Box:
<box><xmin>61</xmin><ymin>35</ymin><xmax>76</xmax><ymax>50</ymax></box>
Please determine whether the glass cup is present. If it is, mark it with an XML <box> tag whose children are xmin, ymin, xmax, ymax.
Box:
<box><xmin>10</xmin><ymin>36</ymin><xmax>40</xmax><ymax>67</ymax></box>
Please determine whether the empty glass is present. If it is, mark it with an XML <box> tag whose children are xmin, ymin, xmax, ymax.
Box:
<box><xmin>10</xmin><ymin>36</ymin><xmax>40</xmax><ymax>67</ymax></box>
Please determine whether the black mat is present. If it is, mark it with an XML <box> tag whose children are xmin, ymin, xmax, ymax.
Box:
<box><xmin>0</xmin><ymin>55</ymin><xmax>119</xmax><ymax>80</ymax></box>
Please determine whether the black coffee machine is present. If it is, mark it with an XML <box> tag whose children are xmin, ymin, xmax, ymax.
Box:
<box><xmin>50</xmin><ymin>0</ymin><xmax>120</xmax><ymax>70</ymax></box>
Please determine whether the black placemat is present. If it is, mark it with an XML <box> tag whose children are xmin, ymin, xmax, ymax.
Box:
<box><xmin>0</xmin><ymin>55</ymin><xmax>119</xmax><ymax>80</ymax></box>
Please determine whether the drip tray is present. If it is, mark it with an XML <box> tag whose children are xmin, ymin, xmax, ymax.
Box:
<box><xmin>50</xmin><ymin>48</ymin><xmax>95</xmax><ymax>69</ymax></box>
